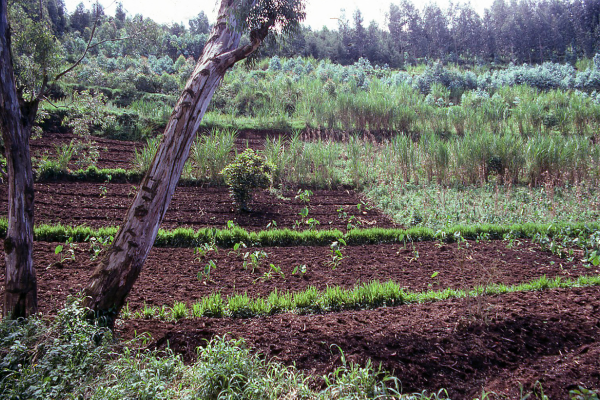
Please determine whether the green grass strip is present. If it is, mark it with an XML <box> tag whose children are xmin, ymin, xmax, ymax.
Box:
<box><xmin>35</xmin><ymin>165</ymin><xmax>210</xmax><ymax>186</ymax></box>
<box><xmin>125</xmin><ymin>274</ymin><xmax>600</xmax><ymax>321</ymax></box>
<box><xmin>0</xmin><ymin>220</ymin><xmax>598</xmax><ymax>248</ymax></box>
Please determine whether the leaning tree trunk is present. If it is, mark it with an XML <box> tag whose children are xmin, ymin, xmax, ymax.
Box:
<box><xmin>0</xmin><ymin>0</ymin><xmax>38</xmax><ymax>319</ymax></box>
<box><xmin>83</xmin><ymin>0</ymin><xmax>271</xmax><ymax>327</ymax></box>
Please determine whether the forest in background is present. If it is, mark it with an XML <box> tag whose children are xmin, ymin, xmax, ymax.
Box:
<box><xmin>37</xmin><ymin>0</ymin><xmax>600</xmax><ymax>69</ymax></box>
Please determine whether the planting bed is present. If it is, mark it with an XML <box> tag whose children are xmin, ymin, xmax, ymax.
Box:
<box><xmin>2</xmin><ymin>130</ymin><xmax>598</xmax><ymax>398</ymax></box>
<box><xmin>31</xmin><ymin>132</ymin><xmax>141</xmax><ymax>170</ymax></box>
<box><xmin>30</xmin><ymin>130</ymin><xmax>281</xmax><ymax>171</ymax></box>
<box><xmin>0</xmin><ymin>183</ymin><xmax>395</xmax><ymax>231</ymax></box>
<box><xmin>2</xmin><ymin>239</ymin><xmax>595</xmax><ymax>315</ymax></box>
<box><xmin>119</xmin><ymin>286</ymin><xmax>600</xmax><ymax>400</ymax></box>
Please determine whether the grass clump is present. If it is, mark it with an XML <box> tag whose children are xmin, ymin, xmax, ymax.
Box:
<box><xmin>139</xmin><ymin>274</ymin><xmax>600</xmax><ymax>321</ymax></box>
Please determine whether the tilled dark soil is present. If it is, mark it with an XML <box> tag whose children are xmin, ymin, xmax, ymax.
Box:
<box><xmin>118</xmin><ymin>287</ymin><xmax>600</xmax><ymax>400</ymax></box>
<box><xmin>31</xmin><ymin>132</ymin><xmax>142</xmax><ymax>170</ymax></box>
<box><xmin>0</xmin><ymin>183</ymin><xmax>395</xmax><ymax>231</ymax></box>
<box><xmin>0</xmin><ymin>239</ymin><xmax>597</xmax><ymax>316</ymax></box>
<box><xmin>4</xmin><ymin>131</ymin><xmax>599</xmax><ymax>398</ymax></box>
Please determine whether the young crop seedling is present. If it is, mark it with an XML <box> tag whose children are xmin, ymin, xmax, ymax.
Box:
<box><xmin>266</xmin><ymin>220</ymin><xmax>277</xmax><ymax>229</ymax></box>
<box><xmin>242</xmin><ymin>250</ymin><xmax>269</xmax><ymax>273</ymax></box>
<box><xmin>85</xmin><ymin>234</ymin><xmax>114</xmax><ymax>261</ymax></box>
<box><xmin>292</xmin><ymin>264</ymin><xmax>308</xmax><ymax>275</ymax></box>
<box><xmin>328</xmin><ymin>238</ymin><xmax>347</xmax><ymax>270</ymax></box>
<box><xmin>258</xmin><ymin>263</ymin><xmax>286</xmax><ymax>282</ymax></box>
<box><xmin>337</xmin><ymin>206</ymin><xmax>360</xmax><ymax>230</ymax></box>
<box><xmin>197</xmin><ymin>259</ymin><xmax>217</xmax><ymax>283</ymax></box>
<box><xmin>306</xmin><ymin>217</ymin><xmax>320</xmax><ymax>230</ymax></box>
<box><xmin>51</xmin><ymin>237</ymin><xmax>77</xmax><ymax>267</ymax></box>
<box><xmin>454</xmin><ymin>231</ymin><xmax>469</xmax><ymax>250</ymax></box>
<box><xmin>295</xmin><ymin>189</ymin><xmax>313</xmax><ymax>203</ymax></box>
<box><xmin>194</xmin><ymin>240</ymin><xmax>219</xmax><ymax>259</ymax></box>
<box><xmin>98</xmin><ymin>174</ymin><xmax>112</xmax><ymax>198</ymax></box>
<box><xmin>229</xmin><ymin>241</ymin><xmax>247</xmax><ymax>257</ymax></box>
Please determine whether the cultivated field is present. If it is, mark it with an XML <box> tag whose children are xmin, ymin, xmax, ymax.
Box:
<box><xmin>2</xmin><ymin>131</ymin><xmax>599</xmax><ymax>398</ymax></box>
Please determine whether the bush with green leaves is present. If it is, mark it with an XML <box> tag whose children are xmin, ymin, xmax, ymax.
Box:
<box><xmin>0</xmin><ymin>299</ymin><xmax>111</xmax><ymax>399</ymax></box>
<box><xmin>221</xmin><ymin>149</ymin><xmax>275</xmax><ymax>212</ymax></box>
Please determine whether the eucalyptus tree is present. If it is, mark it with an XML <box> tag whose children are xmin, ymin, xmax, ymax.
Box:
<box><xmin>0</xmin><ymin>0</ymin><xmax>64</xmax><ymax>318</ymax></box>
<box><xmin>0</xmin><ymin>0</ymin><xmax>119</xmax><ymax>318</ymax></box>
<box><xmin>82</xmin><ymin>0</ymin><xmax>305</xmax><ymax>328</ymax></box>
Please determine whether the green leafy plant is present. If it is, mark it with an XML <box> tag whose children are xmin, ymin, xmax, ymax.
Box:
<box><xmin>295</xmin><ymin>189</ymin><xmax>313</xmax><ymax>203</ymax></box>
<box><xmin>221</xmin><ymin>148</ymin><xmax>275</xmax><ymax>212</ymax></box>
<box><xmin>198</xmin><ymin>259</ymin><xmax>217</xmax><ymax>282</ymax></box>
<box><xmin>242</xmin><ymin>250</ymin><xmax>268</xmax><ymax>273</ymax></box>
<box><xmin>53</xmin><ymin>237</ymin><xmax>77</xmax><ymax>265</ymax></box>
<box><xmin>292</xmin><ymin>264</ymin><xmax>308</xmax><ymax>275</ymax></box>
<box><xmin>85</xmin><ymin>235</ymin><xmax>114</xmax><ymax>261</ymax></box>
<box><xmin>328</xmin><ymin>238</ymin><xmax>347</xmax><ymax>270</ymax></box>
<box><xmin>569</xmin><ymin>386</ymin><xmax>599</xmax><ymax>400</ymax></box>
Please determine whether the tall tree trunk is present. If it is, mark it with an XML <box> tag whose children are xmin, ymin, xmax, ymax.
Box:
<box><xmin>83</xmin><ymin>0</ymin><xmax>271</xmax><ymax>327</ymax></box>
<box><xmin>0</xmin><ymin>0</ymin><xmax>38</xmax><ymax>318</ymax></box>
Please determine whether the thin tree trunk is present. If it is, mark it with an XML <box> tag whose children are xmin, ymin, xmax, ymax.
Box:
<box><xmin>0</xmin><ymin>0</ymin><xmax>38</xmax><ymax>318</ymax></box>
<box><xmin>83</xmin><ymin>0</ymin><xmax>271</xmax><ymax>326</ymax></box>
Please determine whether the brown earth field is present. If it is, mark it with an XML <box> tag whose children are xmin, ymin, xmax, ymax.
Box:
<box><xmin>0</xmin><ymin>183</ymin><xmax>396</xmax><ymax>231</ymax></box>
<box><xmin>120</xmin><ymin>287</ymin><xmax>600</xmax><ymax>400</ymax></box>
<box><xmin>2</xmin><ymin>131</ymin><xmax>599</xmax><ymax>398</ymax></box>
<box><xmin>1</xmin><ymin>239</ymin><xmax>599</xmax><ymax>398</ymax></box>
<box><xmin>1</xmin><ymin>239</ymin><xmax>596</xmax><ymax>315</ymax></box>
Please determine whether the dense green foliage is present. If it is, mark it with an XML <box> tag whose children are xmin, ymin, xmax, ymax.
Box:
<box><xmin>221</xmin><ymin>149</ymin><xmax>275</xmax><ymax>211</ymax></box>
<box><xmin>37</xmin><ymin>0</ymin><xmax>600</xmax><ymax>70</ymax></box>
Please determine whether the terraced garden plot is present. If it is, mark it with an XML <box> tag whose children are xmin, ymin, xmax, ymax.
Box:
<box><xmin>3</xmin><ymin>130</ymin><xmax>600</xmax><ymax>398</ymax></box>
<box><xmin>119</xmin><ymin>287</ymin><xmax>600</xmax><ymax>400</ymax></box>
<box><xmin>30</xmin><ymin>130</ymin><xmax>280</xmax><ymax>171</ymax></box>
<box><xmin>3</xmin><ymin>239</ymin><xmax>596</xmax><ymax>316</ymax></box>
<box><xmin>0</xmin><ymin>183</ymin><xmax>395</xmax><ymax>231</ymax></box>
<box><xmin>31</xmin><ymin>132</ymin><xmax>142</xmax><ymax>170</ymax></box>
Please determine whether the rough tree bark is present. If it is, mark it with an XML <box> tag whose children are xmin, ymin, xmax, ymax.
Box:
<box><xmin>82</xmin><ymin>0</ymin><xmax>276</xmax><ymax>326</ymax></box>
<box><xmin>0</xmin><ymin>0</ymin><xmax>38</xmax><ymax>318</ymax></box>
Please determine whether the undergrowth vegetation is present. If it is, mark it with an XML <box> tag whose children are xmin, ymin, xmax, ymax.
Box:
<box><xmin>0</xmin><ymin>300</ymin><xmax>453</xmax><ymax>400</ymax></box>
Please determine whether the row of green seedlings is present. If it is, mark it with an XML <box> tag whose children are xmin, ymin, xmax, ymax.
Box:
<box><xmin>13</xmin><ymin>219</ymin><xmax>600</xmax><ymax>249</ymax></box>
<box><xmin>120</xmin><ymin>274</ymin><xmax>600</xmax><ymax>321</ymax></box>
<box><xmin>192</xmin><ymin>228</ymin><xmax>599</xmax><ymax>290</ymax></box>
<box><xmin>293</xmin><ymin>189</ymin><xmax>365</xmax><ymax>230</ymax></box>
<box><xmin>46</xmin><ymin>226</ymin><xmax>600</xmax><ymax>280</ymax></box>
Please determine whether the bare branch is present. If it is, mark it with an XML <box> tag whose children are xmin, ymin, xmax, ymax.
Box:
<box><xmin>53</xmin><ymin>17</ymin><xmax>99</xmax><ymax>83</ymax></box>
<box><xmin>88</xmin><ymin>36</ymin><xmax>129</xmax><ymax>50</ymax></box>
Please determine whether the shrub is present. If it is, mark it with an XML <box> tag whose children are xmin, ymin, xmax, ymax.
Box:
<box><xmin>221</xmin><ymin>149</ymin><xmax>275</xmax><ymax>212</ymax></box>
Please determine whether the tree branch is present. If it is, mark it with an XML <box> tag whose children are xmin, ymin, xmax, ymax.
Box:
<box><xmin>53</xmin><ymin>16</ymin><xmax>100</xmax><ymax>83</ymax></box>
<box><xmin>220</xmin><ymin>19</ymin><xmax>273</xmax><ymax>69</ymax></box>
